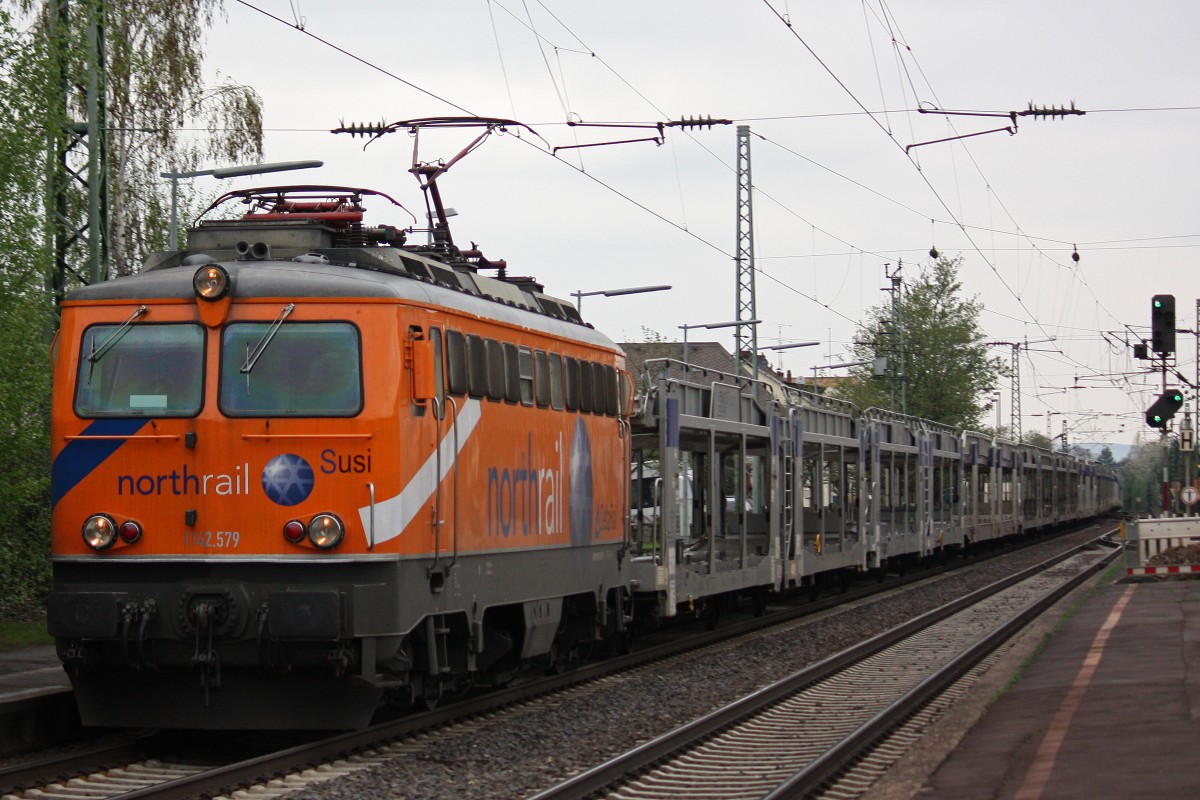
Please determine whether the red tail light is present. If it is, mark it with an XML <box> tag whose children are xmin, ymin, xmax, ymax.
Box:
<box><xmin>119</xmin><ymin>520</ymin><xmax>143</xmax><ymax>544</ymax></box>
<box><xmin>283</xmin><ymin>520</ymin><xmax>306</xmax><ymax>543</ymax></box>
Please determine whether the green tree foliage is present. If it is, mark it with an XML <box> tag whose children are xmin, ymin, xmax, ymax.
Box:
<box><xmin>1097</xmin><ymin>445</ymin><xmax>1116</xmax><ymax>467</ymax></box>
<box><xmin>1119</xmin><ymin>440</ymin><xmax>1170</xmax><ymax>514</ymax></box>
<box><xmin>0</xmin><ymin>8</ymin><xmax>53</xmax><ymax>616</ymax></box>
<box><xmin>1022</xmin><ymin>431</ymin><xmax>1055</xmax><ymax>450</ymax></box>
<box><xmin>831</xmin><ymin>256</ymin><xmax>1006</xmax><ymax>430</ymax></box>
<box><xmin>0</xmin><ymin>2</ymin><xmax>262</xmax><ymax>616</ymax></box>
<box><xmin>103</xmin><ymin>0</ymin><xmax>263</xmax><ymax>275</ymax></box>
<box><xmin>30</xmin><ymin>0</ymin><xmax>264</xmax><ymax>278</ymax></box>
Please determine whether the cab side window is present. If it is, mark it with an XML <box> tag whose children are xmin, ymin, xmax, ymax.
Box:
<box><xmin>467</xmin><ymin>334</ymin><xmax>487</xmax><ymax>398</ymax></box>
<box><xmin>534</xmin><ymin>350</ymin><xmax>551</xmax><ymax>408</ymax></box>
<box><xmin>549</xmin><ymin>353</ymin><xmax>565</xmax><ymax>410</ymax></box>
<box><xmin>485</xmin><ymin>339</ymin><xmax>505</xmax><ymax>401</ymax></box>
<box><xmin>446</xmin><ymin>330</ymin><xmax>468</xmax><ymax>396</ymax></box>
<box><xmin>518</xmin><ymin>346</ymin><xmax>535</xmax><ymax>406</ymax></box>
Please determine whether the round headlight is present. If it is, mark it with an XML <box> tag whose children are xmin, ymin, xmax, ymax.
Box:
<box><xmin>307</xmin><ymin>513</ymin><xmax>345</xmax><ymax>550</ymax></box>
<box><xmin>82</xmin><ymin>514</ymin><xmax>118</xmax><ymax>551</ymax></box>
<box><xmin>118</xmin><ymin>520</ymin><xmax>143</xmax><ymax>544</ymax></box>
<box><xmin>283</xmin><ymin>519</ymin><xmax>306</xmax><ymax>544</ymax></box>
<box><xmin>193</xmin><ymin>264</ymin><xmax>229</xmax><ymax>301</ymax></box>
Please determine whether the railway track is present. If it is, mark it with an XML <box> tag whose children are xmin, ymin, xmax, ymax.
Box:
<box><xmin>530</xmin><ymin>535</ymin><xmax>1119</xmax><ymax>800</ymax></box>
<box><xmin>0</xmin><ymin>525</ymin><xmax>1116</xmax><ymax>800</ymax></box>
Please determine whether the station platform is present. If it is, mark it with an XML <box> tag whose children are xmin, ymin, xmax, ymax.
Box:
<box><xmin>0</xmin><ymin>644</ymin><xmax>75</xmax><ymax>757</ymax></box>
<box><xmin>878</xmin><ymin>572</ymin><xmax>1200</xmax><ymax>799</ymax></box>
<box><xmin>0</xmin><ymin>644</ymin><xmax>66</xmax><ymax>690</ymax></box>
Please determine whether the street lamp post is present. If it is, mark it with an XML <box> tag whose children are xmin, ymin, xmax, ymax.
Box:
<box><xmin>810</xmin><ymin>359</ymin><xmax>872</xmax><ymax>394</ymax></box>
<box><xmin>753</xmin><ymin>341</ymin><xmax>820</xmax><ymax>374</ymax></box>
<box><xmin>160</xmin><ymin>159</ymin><xmax>324</xmax><ymax>250</ymax></box>
<box><xmin>571</xmin><ymin>284</ymin><xmax>671</xmax><ymax>312</ymax></box>
<box><xmin>679</xmin><ymin>319</ymin><xmax>761</xmax><ymax>369</ymax></box>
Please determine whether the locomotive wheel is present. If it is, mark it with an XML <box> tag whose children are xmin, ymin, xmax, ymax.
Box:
<box><xmin>385</xmin><ymin>684</ymin><xmax>418</xmax><ymax>711</ymax></box>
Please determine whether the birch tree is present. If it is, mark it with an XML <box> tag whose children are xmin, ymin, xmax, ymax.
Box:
<box><xmin>100</xmin><ymin>0</ymin><xmax>263</xmax><ymax>274</ymax></box>
<box><xmin>32</xmin><ymin>0</ymin><xmax>263</xmax><ymax>275</ymax></box>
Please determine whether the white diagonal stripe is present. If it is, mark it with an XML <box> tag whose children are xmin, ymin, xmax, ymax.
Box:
<box><xmin>359</xmin><ymin>399</ymin><xmax>482</xmax><ymax>545</ymax></box>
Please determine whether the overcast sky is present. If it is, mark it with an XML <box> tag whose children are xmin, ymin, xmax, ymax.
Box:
<box><xmin>200</xmin><ymin>1</ymin><xmax>1200</xmax><ymax>447</ymax></box>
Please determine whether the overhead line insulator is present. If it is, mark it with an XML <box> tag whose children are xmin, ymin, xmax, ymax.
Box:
<box><xmin>331</xmin><ymin>120</ymin><xmax>393</xmax><ymax>138</ymax></box>
<box><xmin>1018</xmin><ymin>100</ymin><xmax>1087</xmax><ymax>120</ymax></box>
<box><xmin>664</xmin><ymin>115</ymin><xmax>733</xmax><ymax>131</ymax></box>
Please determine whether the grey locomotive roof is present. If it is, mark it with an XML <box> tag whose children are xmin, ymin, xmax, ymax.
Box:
<box><xmin>66</xmin><ymin>255</ymin><xmax>621</xmax><ymax>353</ymax></box>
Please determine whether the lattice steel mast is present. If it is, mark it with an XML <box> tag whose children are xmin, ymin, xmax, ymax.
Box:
<box><xmin>734</xmin><ymin>126</ymin><xmax>757</xmax><ymax>379</ymax></box>
<box><xmin>46</xmin><ymin>0</ymin><xmax>110</xmax><ymax>310</ymax></box>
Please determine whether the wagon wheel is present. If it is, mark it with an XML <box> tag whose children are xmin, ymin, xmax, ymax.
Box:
<box><xmin>752</xmin><ymin>589</ymin><xmax>768</xmax><ymax>617</ymax></box>
<box><xmin>543</xmin><ymin>641</ymin><xmax>569</xmax><ymax>675</ymax></box>
<box><xmin>418</xmin><ymin>677</ymin><xmax>443</xmax><ymax>711</ymax></box>
<box><xmin>703</xmin><ymin>600</ymin><xmax>720</xmax><ymax>631</ymax></box>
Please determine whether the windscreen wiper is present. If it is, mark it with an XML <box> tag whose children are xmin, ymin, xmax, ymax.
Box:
<box><xmin>240</xmin><ymin>303</ymin><xmax>295</xmax><ymax>374</ymax></box>
<box><xmin>86</xmin><ymin>305</ymin><xmax>148</xmax><ymax>364</ymax></box>
<box><xmin>86</xmin><ymin>305</ymin><xmax>148</xmax><ymax>384</ymax></box>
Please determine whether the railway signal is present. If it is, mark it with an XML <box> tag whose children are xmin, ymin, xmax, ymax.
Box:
<box><xmin>1151</xmin><ymin>294</ymin><xmax>1176</xmax><ymax>354</ymax></box>
<box><xmin>1146</xmin><ymin>389</ymin><xmax>1184</xmax><ymax>428</ymax></box>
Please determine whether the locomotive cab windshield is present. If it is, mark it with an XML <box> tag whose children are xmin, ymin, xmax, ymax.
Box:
<box><xmin>219</xmin><ymin>321</ymin><xmax>363</xmax><ymax>417</ymax></box>
<box><xmin>75</xmin><ymin>323</ymin><xmax>204</xmax><ymax>417</ymax></box>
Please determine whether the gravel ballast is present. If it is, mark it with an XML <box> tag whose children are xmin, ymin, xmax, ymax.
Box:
<box><xmin>275</xmin><ymin>528</ymin><xmax>1112</xmax><ymax>800</ymax></box>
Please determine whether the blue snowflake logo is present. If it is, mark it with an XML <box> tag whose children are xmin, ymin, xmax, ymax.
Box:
<box><xmin>261</xmin><ymin>453</ymin><xmax>315</xmax><ymax>506</ymax></box>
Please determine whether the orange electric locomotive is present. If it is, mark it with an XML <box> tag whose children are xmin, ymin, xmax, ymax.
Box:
<box><xmin>47</xmin><ymin>177</ymin><xmax>633</xmax><ymax>728</ymax></box>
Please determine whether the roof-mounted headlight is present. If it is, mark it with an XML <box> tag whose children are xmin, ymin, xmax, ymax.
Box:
<box><xmin>193</xmin><ymin>264</ymin><xmax>230</xmax><ymax>301</ymax></box>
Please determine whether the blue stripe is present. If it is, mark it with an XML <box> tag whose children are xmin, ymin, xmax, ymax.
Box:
<box><xmin>52</xmin><ymin>418</ymin><xmax>149</xmax><ymax>509</ymax></box>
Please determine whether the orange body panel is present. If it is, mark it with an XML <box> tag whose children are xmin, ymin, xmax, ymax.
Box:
<box><xmin>51</xmin><ymin>295</ymin><xmax>628</xmax><ymax>561</ymax></box>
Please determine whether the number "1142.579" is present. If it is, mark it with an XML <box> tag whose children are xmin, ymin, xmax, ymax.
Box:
<box><xmin>184</xmin><ymin>530</ymin><xmax>240</xmax><ymax>548</ymax></box>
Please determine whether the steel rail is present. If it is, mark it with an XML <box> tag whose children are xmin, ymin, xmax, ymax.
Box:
<box><xmin>110</xmin><ymin>532</ymin><xmax>1114</xmax><ymax>799</ymax></box>
<box><xmin>0</xmin><ymin>733</ymin><xmax>165</xmax><ymax>796</ymax></box>
<box><xmin>1</xmin><ymin>523</ymin><xmax>1113</xmax><ymax>800</ymax></box>
<box><xmin>766</xmin><ymin>540</ymin><xmax>1120</xmax><ymax>799</ymax></box>
<box><xmin>529</xmin><ymin>533</ymin><xmax>1119</xmax><ymax>800</ymax></box>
